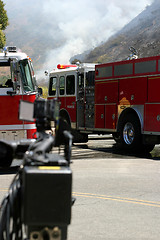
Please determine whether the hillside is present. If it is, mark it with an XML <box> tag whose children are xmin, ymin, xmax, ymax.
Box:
<box><xmin>84</xmin><ymin>0</ymin><xmax>160</xmax><ymax>63</ymax></box>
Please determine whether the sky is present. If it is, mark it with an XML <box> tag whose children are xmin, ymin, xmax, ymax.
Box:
<box><xmin>3</xmin><ymin>0</ymin><xmax>154</xmax><ymax>73</ymax></box>
<box><xmin>42</xmin><ymin>0</ymin><xmax>154</xmax><ymax>71</ymax></box>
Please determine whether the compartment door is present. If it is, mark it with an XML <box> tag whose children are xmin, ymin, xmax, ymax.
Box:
<box><xmin>95</xmin><ymin>105</ymin><xmax>105</xmax><ymax>128</ymax></box>
<box><xmin>105</xmin><ymin>104</ymin><xmax>117</xmax><ymax>130</ymax></box>
<box><xmin>144</xmin><ymin>103</ymin><xmax>160</xmax><ymax>132</ymax></box>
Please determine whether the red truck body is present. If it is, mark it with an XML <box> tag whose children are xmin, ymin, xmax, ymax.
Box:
<box><xmin>48</xmin><ymin>56</ymin><xmax>160</xmax><ymax>152</ymax></box>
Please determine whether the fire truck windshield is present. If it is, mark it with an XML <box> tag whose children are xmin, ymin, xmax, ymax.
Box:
<box><xmin>19</xmin><ymin>59</ymin><xmax>35</xmax><ymax>92</ymax></box>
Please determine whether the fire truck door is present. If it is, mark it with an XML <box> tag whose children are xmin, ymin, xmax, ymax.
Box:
<box><xmin>65</xmin><ymin>74</ymin><xmax>76</xmax><ymax>123</ymax></box>
<box><xmin>77</xmin><ymin>73</ymin><xmax>85</xmax><ymax>128</ymax></box>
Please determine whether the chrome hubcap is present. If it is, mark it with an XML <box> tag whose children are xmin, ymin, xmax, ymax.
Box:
<box><xmin>123</xmin><ymin>122</ymin><xmax>135</xmax><ymax>145</ymax></box>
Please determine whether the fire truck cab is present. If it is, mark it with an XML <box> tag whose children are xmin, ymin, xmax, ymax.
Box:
<box><xmin>0</xmin><ymin>46</ymin><xmax>39</xmax><ymax>142</ymax></box>
<box><xmin>48</xmin><ymin>63</ymin><xmax>95</xmax><ymax>141</ymax></box>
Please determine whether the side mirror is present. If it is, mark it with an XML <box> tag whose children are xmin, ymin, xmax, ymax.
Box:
<box><xmin>44</xmin><ymin>70</ymin><xmax>48</xmax><ymax>76</ymax></box>
<box><xmin>7</xmin><ymin>90</ymin><xmax>16</xmax><ymax>96</ymax></box>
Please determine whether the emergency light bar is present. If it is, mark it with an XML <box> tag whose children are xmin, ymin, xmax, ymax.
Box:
<box><xmin>4</xmin><ymin>46</ymin><xmax>17</xmax><ymax>53</ymax></box>
<box><xmin>57</xmin><ymin>64</ymin><xmax>77</xmax><ymax>69</ymax></box>
<box><xmin>8</xmin><ymin>46</ymin><xmax>17</xmax><ymax>52</ymax></box>
<box><xmin>3</xmin><ymin>46</ymin><xmax>17</xmax><ymax>56</ymax></box>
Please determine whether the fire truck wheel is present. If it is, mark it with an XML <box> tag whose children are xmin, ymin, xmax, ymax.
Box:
<box><xmin>0</xmin><ymin>157</ymin><xmax>12</xmax><ymax>168</ymax></box>
<box><xmin>0</xmin><ymin>142</ymin><xmax>13</xmax><ymax>168</ymax></box>
<box><xmin>119</xmin><ymin>113</ymin><xmax>142</xmax><ymax>151</ymax></box>
<box><xmin>112</xmin><ymin>132</ymin><xmax>121</xmax><ymax>143</ymax></box>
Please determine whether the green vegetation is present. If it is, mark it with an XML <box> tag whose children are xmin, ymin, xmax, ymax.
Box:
<box><xmin>0</xmin><ymin>66</ymin><xmax>11</xmax><ymax>86</ymax></box>
<box><xmin>0</xmin><ymin>0</ymin><xmax>8</xmax><ymax>48</ymax></box>
<box><xmin>0</xmin><ymin>75</ymin><xmax>9</xmax><ymax>85</ymax></box>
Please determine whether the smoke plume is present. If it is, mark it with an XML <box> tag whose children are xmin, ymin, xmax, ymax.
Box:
<box><xmin>42</xmin><ymin>0</ymin><xmax>153</xmax><ymax>71</ymax></box>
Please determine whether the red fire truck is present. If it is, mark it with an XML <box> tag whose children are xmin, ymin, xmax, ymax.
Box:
<box><xmin>48</xmin><ymin>57</ymin><xmax>160</xmax><ymax>152</ymax></box>
<box><xmin>0</xmin><ymin>46</ymin><xmax>39</xmax><ymax>142</ymax></box>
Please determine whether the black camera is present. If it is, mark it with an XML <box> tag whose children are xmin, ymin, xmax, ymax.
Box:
<box><xmin>0</xmin><ymin>99</ymin><xmax>73</xmax><ymax>240</ymax></box>
<box><xmin>22</xmin><ymin>163</ymin><xmax>72</xmax><ymax>240</ymax></box>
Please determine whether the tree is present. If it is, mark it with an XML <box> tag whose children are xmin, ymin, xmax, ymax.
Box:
<box><xmin>0</xmin><ymin>0</ymin><xmax>8</xmax><ymax>48</ymax></box>
<box><xmin>0</xmin><ymin>25</ymin><xmax>6</xmax><ymax>48</ymax></box>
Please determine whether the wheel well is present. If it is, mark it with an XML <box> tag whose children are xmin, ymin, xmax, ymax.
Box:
<box><xmin>59</xmin><ymin>109</ymin><xmax>71</xmax><ymax>126</ymax></box>
<box><xmin>117</xmin><ymin>108</ymin><xmax>141</xmax><ymax>132</ymax></box>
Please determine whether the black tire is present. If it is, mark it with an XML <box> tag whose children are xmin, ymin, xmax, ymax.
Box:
<box><xmin>59</xmin><ymin>111</ymin><xmax>71</xmax><ymax>128</ymax></box>
<box><xmin>54</xmin><ymin>117</ymin><xmax>71</xmax><ymax>146</ymax></box>
<box><xmin>119</xmin><ymin>113</ymin><xmax>142</xmax><ymax>151</ymax></box>
<box><xmin>0</xmin><ymin>142</ymin><xmax>13</xmax><ymax>168</ymax></box>
<box><xmin>0</xmin><ymin>156</ymin><xmax>12</xmax><ymax>168</ymax></box>
<box><xmin>112</xmin><ymin>132</ymin><xmax>121</xmax><ymax>143</ymax></box>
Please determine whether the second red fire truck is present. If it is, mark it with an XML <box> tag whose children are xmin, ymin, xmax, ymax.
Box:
<box><xmin>48</xmin><ymin>56</ymin><xmax>160</xmax><ymax>153</ymax></box>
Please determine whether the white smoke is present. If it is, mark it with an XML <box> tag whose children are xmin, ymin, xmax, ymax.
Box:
<box><xmin>42</xmin><ymin>0</ymin><xmax>153</xmax><ymax>71</ymax></box>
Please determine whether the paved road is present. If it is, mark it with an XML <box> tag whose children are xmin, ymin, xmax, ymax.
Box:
<box><xmin>69</xmin><ymin>136</ymin><xmax>160</xmax><ymax>240</ymax></box>
<box><xmin>1</xmin><ymin>136</ymin><xmax>160</xmax><ymax>239</ymax></box>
